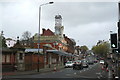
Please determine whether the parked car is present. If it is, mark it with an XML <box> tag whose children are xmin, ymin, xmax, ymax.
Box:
<box><xmin>81</xmin><ymin>60</ymin><xmax>89</xmax><ymax>68</ymax></box>
<box><xmin>65</xmin><ymin>61</ymin><xmax>73</xmax><ymax>68</ymax></box>
<box><xmin>73</xmin><ymin>60</ymin><xmax>83</xmax><ymax>70</ymax></box>
<box><xmin>100</xmin><ymin>60</ymin><xmax>104</xmax><ymax>64</ymax></box>
<box><xmin>96</xmin><ymin>57</ymin><xmax>100</xmax><ymax>61</ymax></box>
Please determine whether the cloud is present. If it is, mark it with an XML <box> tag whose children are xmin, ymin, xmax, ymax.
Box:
<box><xmin>63</xmin><ymin>21</ymin><xmax>117</xmax><ymax>49</ymax></box>
<box><xmin>42</xmin><ymin>2</ymin><xmax>118</xmax><ymax>27</ymax></box>
<box><xmin>1</xmin><ymin>1</ymin><xmax>118</xmax><ymax>49</ymax></box>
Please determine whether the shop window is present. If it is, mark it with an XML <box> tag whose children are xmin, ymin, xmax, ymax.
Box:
<box><xmin>2</xmin><ymin>55</ymin><xmax>5</xmax><ymax>63</ymax></box>
<box><xmin>6</xmin><ymin>55</ymin><xmax>10</xmax><ymax>63</ymax></box>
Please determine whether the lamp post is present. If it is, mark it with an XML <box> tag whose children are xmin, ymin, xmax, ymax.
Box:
<box><xmin>37</xmin><ymin>2</ymin><xmax>54</xmax><ymax>72</ymax></box>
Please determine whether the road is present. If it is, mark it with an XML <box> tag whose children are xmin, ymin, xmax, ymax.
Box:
<box><xmin>2</xmin><ymin>62</ymin><xmax>112</xmax><ymax>80</ymax></box>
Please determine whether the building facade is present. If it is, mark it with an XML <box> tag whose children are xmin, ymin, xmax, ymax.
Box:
<box><xmin>6</xmin><ymin>38</ymin><xmax>16</xmax><ymax>48</ymax></box>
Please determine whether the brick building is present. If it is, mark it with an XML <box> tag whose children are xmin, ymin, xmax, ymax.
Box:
<box><xmin>63</xmin><ymin>34</ymin><xmax>76</xmax><ymax>54</ymax></box>
<box><xmin>2</xmin><ymin>15</ymin><xmax>77</xmax><ymax>72</ymax></box>
<box><xmin>2</xmin><ymin>48</ymin><xmax>16</xmax><ymax>72</ymax></box>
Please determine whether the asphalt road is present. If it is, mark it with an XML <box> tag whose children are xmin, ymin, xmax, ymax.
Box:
<box><xmin>2</xmin><ymin>62</ymin><xmax>112</xmax><ymax>80</ymax></box>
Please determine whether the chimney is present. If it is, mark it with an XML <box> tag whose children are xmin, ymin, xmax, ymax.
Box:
<box><xmin>63</xmin><ymin>34</ymin><xmax>65</xmax><ymax>37</ymax></box>
<box><xmin>42</xmin><ymin>28</ymin><xmax>46</xmax><ymax>34</ymax></box>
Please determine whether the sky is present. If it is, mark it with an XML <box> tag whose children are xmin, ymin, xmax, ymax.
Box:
<box><xmin>0</xmin><ymin>0</ymin><xmax>119</xmax><ymax>49</ymax></box>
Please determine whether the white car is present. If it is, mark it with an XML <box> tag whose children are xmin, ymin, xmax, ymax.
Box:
<box><xmin>100</xmin><ymin>60</ymin><xmax>104</xmax><ymax>64</ymax></box>
<box><xmin>65</xmin><ymin>61</ymin><xmax>73</xmax><ymax>68</ymax></box>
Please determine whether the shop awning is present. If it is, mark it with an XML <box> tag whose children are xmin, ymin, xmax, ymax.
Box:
<box><xmin>46</xmin><ymin>50</ymin><xmax>65</xmax><ymax>56</ymax></box>
<box><xmin>25</xmin><ymin>49</ymin><xmax>74</xmax><ymax>57</ymax></box>
<box><xmin>46</xmin><ymin>50</ymin><xmax>74</xmax><ymax>57</ymax></box>
<box><xmin>25</xmin><ymin>49</ymin><xmax>43</xmax><ymax>54</ymax></box>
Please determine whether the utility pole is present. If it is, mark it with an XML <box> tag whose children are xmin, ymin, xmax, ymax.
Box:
<box><xmin>37</xmin><ymin>2</ymin><xmax>54</xmax><ymax>72</ymax></box>
<box><xmin>110</xmin><ymin>2</ymin><xmax>120</xmax><ymax>78</ymax></box>
<box><xmin>115</xmin><ymin>2</ymin><xmax>120</xmax><ymax>79</ymax></box>
<box><xmin>118</xmin><ymin>2</ymin><xmax>120</xmax><ymax>53</ymax></box>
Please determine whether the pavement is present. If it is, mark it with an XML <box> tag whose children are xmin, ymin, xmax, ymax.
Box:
<box><xmin>2</xmin><ymin>66</ymin><xmax>65</xmax><ymax>76</ymax></box>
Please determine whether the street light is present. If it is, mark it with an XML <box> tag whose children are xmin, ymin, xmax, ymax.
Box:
<box><xmin>37</xmin><ymin>2</ymin><xmax>54</xmax><ymax>72</ymax></box>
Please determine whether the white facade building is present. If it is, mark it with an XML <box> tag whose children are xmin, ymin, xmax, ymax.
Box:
<box><xmin>6</xmin><ymin>38</ymin><xmax>17</xmax><ymax>48</ymax></box>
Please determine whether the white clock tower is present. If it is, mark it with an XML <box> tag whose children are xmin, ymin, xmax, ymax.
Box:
<box><xmin>55</xmin><ymin>15</ymin><xmax>64</xmax><ymax>37</ymax></box>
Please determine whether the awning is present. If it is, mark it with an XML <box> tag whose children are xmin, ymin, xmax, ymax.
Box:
<box><xmin>25</xmin><ymin>49</ymin><xmax>74</xmax><ymax>57</ymax></box>
<box><xmin>46</xmin><ymin>50</ymin><xmax>65</xmax><ymax>56</ymax></box>
<box><xmin>25</xmin><ymin>49</ymin><xmax>43</xmax><ymax>54</ymax></box>
<box><xmin>64</xmin><ymin>53</ymin><xmax>74</xmax><ymax>57</ymax></box>
<box><xmin>46</xmin><ymin>50</ymin><xmax>74</xmax><ymax>57</ymax></box>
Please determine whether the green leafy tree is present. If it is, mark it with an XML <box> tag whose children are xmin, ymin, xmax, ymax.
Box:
<box><xmin>92</xmin><ymin>41</ymin><xmax>110</xmax><ymax>57</ymax></box>
<box><xmin>80</xmin><ymin>45</ymin><xmax>89</xmax><ymax>54</ymax></box>
<box><xmin>0</xmin><ymin>35</ymin><xmax>7</xmax><ymax>48</ymax></box>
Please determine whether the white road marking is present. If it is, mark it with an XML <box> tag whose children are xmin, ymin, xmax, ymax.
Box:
<box><xmin>100</xmin><ymin>74</ymin><xmax>102</xmax><ymax>77</ymax></box>
<box><xmin>96</xmin><ymin>72</ymin><xmax>101</xmax><ymax>75</ymax></box>
<box><xmin>97</xmin><ymin>76</ymin><xmax>100</xmax><ymax>79</ymax></box>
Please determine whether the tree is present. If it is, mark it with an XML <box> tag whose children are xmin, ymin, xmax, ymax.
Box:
<box><xmin>0</xmin><ymin>31</ymin><xmax>7</xmax><ymax>48</ymax></box>
<box><xmin>80</xmin><ymin>45</ymin><xmax>89</xmax><ymax>54</ymax></box>
<box><xmin>0</xmin><ymin>35</ymin><xmax>7</xmax><ymax>48</ymax></box>
<box><xmin>92</xmin><ymin>41</ymin><xmax>110</xmax><ymax>57</ymax></box>
<box><xmin>21</xmin><ymin>31</ymin><xmax>31</xmax><ymax>40</ymax></box>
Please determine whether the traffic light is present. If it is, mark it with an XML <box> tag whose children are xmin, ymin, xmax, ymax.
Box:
<box><xmin>110</xmin><ymin>33</ymin><xmax>118</xmax><ymax>49</ymax></box>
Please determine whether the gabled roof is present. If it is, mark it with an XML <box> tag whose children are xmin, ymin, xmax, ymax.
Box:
<box><xmin>6</xmin><ymin>38</ymin><xmax>12</xmax><ymax>40</ymax></box>
<box><xmin>41</xmin><ymin>28</ymin><xmax>55</xmax><ymax>36</ymax></box>
<box><xmin>11</xmin><ymin>40</ymin><xmax>25</xmax><ymax>51</ymax></box>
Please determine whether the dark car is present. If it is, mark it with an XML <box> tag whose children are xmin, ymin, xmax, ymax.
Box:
<box><xmin>73</xmin><ymin>60</ymin><xmax>83</xmax><ymax>70</ymax></box>
<box><xmin>81</xmin><ymin>60</ymin><xmax>89</xmax><ymax>68</ymax></box>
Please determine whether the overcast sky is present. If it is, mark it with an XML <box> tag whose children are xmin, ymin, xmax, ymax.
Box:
<box><xmin>0</xmin><ymin>0</ymin><xmax>119</xmax><ymax>49</ymax></box>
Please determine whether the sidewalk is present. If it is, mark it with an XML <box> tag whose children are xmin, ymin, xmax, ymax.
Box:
<box><xmin>2</xmin><ymin>66</ymin><xmax>65</xmax><ymax>76</ymax></box>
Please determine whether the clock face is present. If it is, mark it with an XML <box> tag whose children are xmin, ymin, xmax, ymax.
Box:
<box><xmin>55</xmin><ymin>19</ymin><xmax>62</xmax><ymax>26</ymax></box>
<box><xmin>56</xmin><ymin>19</ymin><xmax>60</xmax><ymax>22</ymax></box>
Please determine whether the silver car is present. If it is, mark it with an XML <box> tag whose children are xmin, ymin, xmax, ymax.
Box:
<box><xmin>65</xmin><ymin>61</ymin><xmax>73</xmax><ymax>68</ymax></box>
